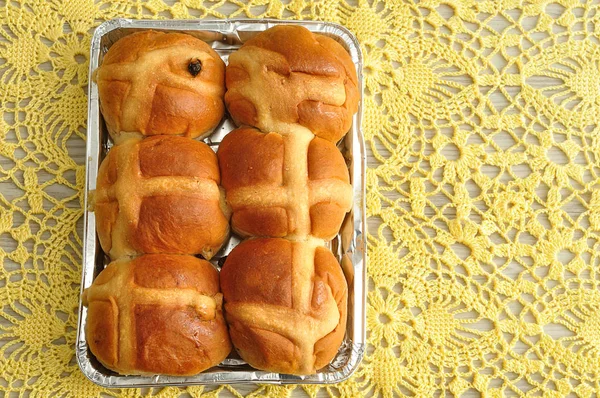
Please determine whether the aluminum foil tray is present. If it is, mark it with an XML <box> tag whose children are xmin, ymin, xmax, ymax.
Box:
<box><xmin>77</xmin><ymin>18</ymin><xmax>366</xmax><ymax>387</ymax></box>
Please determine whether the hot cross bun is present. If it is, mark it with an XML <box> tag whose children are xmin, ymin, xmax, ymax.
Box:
<box><xmin>220</xmin><ymin>238</ymin><xmax>347</xmax><ymax>375</ymax></box>
<box><xmin>225</xmin><ymin>25</ymin><xmax>359</xmax><ymax>142</ymax></box>
<box><xmin>217</xmin><ymin>126</ymin><xmax>352</xmax><ymax>240</ymax></box>
<box><xmin>97</xmin><ymin>30</ymin><xmax>225</xmax><ymax>142</ymax></box>
<box><xmin>82</xmin><ymin>254</ymin><xmax>231</xmax><ymax>375</ymax></box>
<box><xmin>95</xmin><ymin>135</ymin><xmax>230</xmax><ymax>260</ymax></box>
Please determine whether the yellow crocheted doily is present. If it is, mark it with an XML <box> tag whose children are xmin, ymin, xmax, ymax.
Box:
<box><xmin>2</xmin><ymin>0</ymin><xmax>600</xmax><ymax>396</ymax></box>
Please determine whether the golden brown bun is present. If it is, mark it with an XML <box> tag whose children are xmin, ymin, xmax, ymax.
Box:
<box><xmin>95</xmin><ymin>135</ymin><xmax>229</xmax><ymax>260</ymax></box>
<box><xmin>225</xmin><ymin>25</ymin><xmax>358</xmax><ymax>142</ymax></box>
<box><xmin>217</xmin><ymin>127</ymin><xmax>352</xmax><ymax>240</ymax></box>
<box><xmin>97</xmin><ymin>31</ymin><xmax>225</xmax><ymax>142</ymax></box>
<box><xmin>82</xmin><ymin>254</ymin><xmax>231</xmax><ymax>376</ymax></box>
<box><xmin>220</xmin><ymin>238</ymin><xmax>348</xmax><ymax>375</ymax></box>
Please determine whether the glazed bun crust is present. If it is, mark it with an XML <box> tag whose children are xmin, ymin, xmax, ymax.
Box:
<box><xmin>217</xmin><ymin>127</ymin><xmax>352</xmax><ymax>240</ymax></box>
<box><xmin>95</xmin><ymin>135</ymin><xmax>229</xmax><ymax>260</ymax></box>
<box><xmin>220</xmin><ymin>238</ymin><xmax>348</xmax><ymax>375</ymax></box>
<box><xmin>97</xmin><ymin>30</ymin><xmax>225</xmax><ymax>141</ymax></box>
<box><xmin>225</xmin><ymin>25</ymin><xmax>358</xmax><ymax>142</ymax></box>
<box><xmin>83</xmin><ymin>254</ymin><xmax>231</xmax><ymax>376</ymax></box>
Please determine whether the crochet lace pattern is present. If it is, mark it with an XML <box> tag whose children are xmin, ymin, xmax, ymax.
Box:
<box><xmin>1</xmin><ymin>0</ymin><xmax>600</xmax><ymax>396</ymax></box>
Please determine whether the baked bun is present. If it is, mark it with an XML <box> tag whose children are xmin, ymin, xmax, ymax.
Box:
<box><xmin>220</xmin><ymin>238</ymin><xmax>347</xmax><ymax>375</ymax></box>
<box><xmin>217</xmin><ymin>127</ymin><xmax>352</xmax><ymax>240</ymax></box>
<box><xmin>95</xmin><ymin>135</ymin><xmax>229</xmax><ymax>260</ymax></box>
<box><xmin>225</xmin><ymin>25</ymin><xmax>359</xmax><ymax>142</ymax></box>
<box><xmin>97</xmin><ymin>30</ymin><xmax>225</xmax><ymax>142</ymax></box>
<box><xmin>82</xmin><ymin>254</ymin><xmax>231</xmax><ymax>376</ymax></box>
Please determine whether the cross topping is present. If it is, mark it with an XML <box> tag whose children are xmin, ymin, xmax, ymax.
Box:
<box><xmin>82</xmin><ymin>260</ymin><xmax>219</xmax><ymax>370</ymax></box>
<box><xmin>227</xmin><ymin>46</ymin><xmax>348</xmax><ymax>136</ymax></box>
<box><xmin>225</xmin><ymin>238</ymin><xmax>341</xmax><ymax>374</ymax></box>
<box><xmin>97</xmin><ymin>45</ymin><xmax>223</xmax><ymax>137</ymax></box>
<box><xmin>223</xmin><ymin>125</ymin><xmax>353</xmax><ymax>240</ymax></box>
<box><xmin>94</xmin><ymin>137</ymin><xmax>220</xmax><ymax>259</ymax></box>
